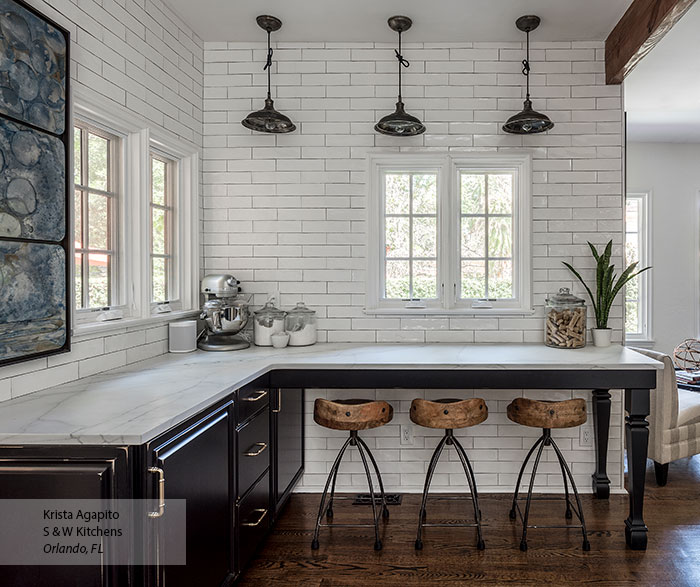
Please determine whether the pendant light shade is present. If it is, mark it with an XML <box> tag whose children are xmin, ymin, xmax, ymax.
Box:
<box><xmin>242</xmin><ymin>15</ymin><xmax>296</xmax><ymax>134</ymax></box>
<box><xmin>374</xmin><ymin>16</ymin><xmax>425</xmax><ymax>137</ymax></box>
<box><xmin>502</xmin><ymin>15</ymin><xmax>553</xmax><ymax>135</ymax></box>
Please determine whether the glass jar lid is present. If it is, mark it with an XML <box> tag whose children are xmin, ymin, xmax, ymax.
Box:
<box><xmin>287</xmin><ymin>301</ymin><xmax>315</xmax><ymax>316</ymax></box>
<box><xmin>546</xmin><ymin>287</ymin><xmax>585</xmax><ymax>307</ymax></box>
<box><xmin>253</xmin><ymin>300</ymin><xmax>286</xmax><ymax>319</ymax></box>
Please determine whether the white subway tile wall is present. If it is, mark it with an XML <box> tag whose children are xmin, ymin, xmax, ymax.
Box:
<box><xmin>0</xmin><ymin>0</ymin><xmax>204</xmax><ymax>398</ymax></box>
<box><xmin>202</xmin><ymin>40</ymin><xmax>625</xmax><ymax>492</ymax></box>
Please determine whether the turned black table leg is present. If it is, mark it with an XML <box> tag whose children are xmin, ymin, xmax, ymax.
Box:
<box><xmin>624</xmin><ymin>388</ymin><xmax>650</xmax><ymax>550</ymax></box>
<box><xmin>592</xmin><ymin>389</ymin><xmax>611</xmax><ymax>498</ymax></box>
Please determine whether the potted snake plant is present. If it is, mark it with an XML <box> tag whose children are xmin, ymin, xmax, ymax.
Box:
<box><xmin>562</xmin><ymin>240</ymin><xmax>651</xmax><ymax>347</ymax></box>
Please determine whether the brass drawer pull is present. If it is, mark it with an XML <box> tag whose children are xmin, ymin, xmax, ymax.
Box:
<box><xmin>147</xmin><ymin>467</ymin><xmax>165</xmax><ymax>518</ymax></box>
<box><xmin>243</xmin><ymin>390</ymin><xmax>268</xmax><ymax>402</ymax></box>
<box><xmin>244</xmin><ymin>442</ymin><xmax>268</xmax><ymax>457</ymax></box>
<box><xmin>242</xmin><ymin>508</ymin><xmax>268</xmax><ymax>527</ymax></box>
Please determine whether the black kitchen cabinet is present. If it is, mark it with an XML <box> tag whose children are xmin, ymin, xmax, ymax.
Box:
<box><xmin>0</xmin><ymin>446</ymin><xmax>132</xmax><ymax>587</ymax></box>
<box><xmin>271</xmin><ymin>388</ymin><xmax>305</xmax><ymax>515</ymax></box>
<box><xmin>145</xmin><ymin>399</ymin><xmax>235</xmax><ymax>587</ymax></box>
<box><xmin>0</xmin><ymin>377</ymin><xmax>305</xmax><ymax>586</ymax></box>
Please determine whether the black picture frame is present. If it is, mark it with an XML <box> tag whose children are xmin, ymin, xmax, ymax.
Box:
<box><xmin>0</xmin><ymin>0</ymin><xmax>71</xmax><ymax>367</ymax></box>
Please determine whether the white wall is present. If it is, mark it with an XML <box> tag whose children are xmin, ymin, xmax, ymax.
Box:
<box><xmin>202</xmin><ymin>40</ymin><xmax>624</xmax><ymax>343</ymax></box>
<box><xmin>0</xmin><ymin>0</ymin><xmax>204</xmax><ymax>401</ymax></box>
<box><xmin>202</xmin><ymin>39</ymin><xmax>626</xmax><ymax>492</ymax></box>
<box><xmin>627</xmin><ymin>142</ymin><xmax>700</xmax><ymax>355</ymax></box>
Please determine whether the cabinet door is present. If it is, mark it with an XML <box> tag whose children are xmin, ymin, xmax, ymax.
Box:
<box><xmin>272</xmin><ymin>388</ymin><xmax>304</xmax><ymax>512</ymax></box>
<box><xmin>147</xmin><ymin>400</ymin><xmax>234</xmax><ymax>587</ymax></box>
<box><xmin>0</xmin><ymin>446</ymin><xmax>130</xmax><ymax>587</ymax></box>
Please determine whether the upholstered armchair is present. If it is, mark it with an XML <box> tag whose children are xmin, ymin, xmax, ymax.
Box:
<box><xmin>630</xmin><ymin>348</ymin><xmax>700</xmax><ymax>485</ymax></box>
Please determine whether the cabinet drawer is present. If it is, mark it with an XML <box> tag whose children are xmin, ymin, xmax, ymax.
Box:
<box><xmin>237</xmin><ymin>410</ymin><xmax>270</xmax><ymax>497</ymax></box>
<box><xmin>237</xmin><ymin>469</ymin><xmax>270</xmax><ymax>572</ymax></box>
<box><xmin>237</xmin><ymin>384</ymin><xmax>270</xmax><ymax>424</ymax></box>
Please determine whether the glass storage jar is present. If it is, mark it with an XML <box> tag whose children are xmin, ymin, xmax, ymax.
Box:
<box><xmin>253</xmin><ymin>301</ymin><xmax>287</xmax><ymax>346</ymax></box>
<box><xmin>545</xmin><ymin>288</ymin><xmax>587</xmax><ymax>349</ymax></box>
<box><xmin>285</xmin><ymin>302</ymin><xmax>317</xmax><ymax>346</ymax></box>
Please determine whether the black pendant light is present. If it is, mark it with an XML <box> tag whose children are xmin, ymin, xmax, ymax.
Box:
<box><xmin>241</xmin><ymin>15</ymin><xmax>296</xmax><ymax>134</ymax></box>
<box><xmin>375</xmin><ymin>16</ymin><xmax>426</xmax><ymax>137</ymax></box>
<box><xmin>502</xmin><ymin>15</ymin><xmax>554</xmax><ymax>135</ymax></box>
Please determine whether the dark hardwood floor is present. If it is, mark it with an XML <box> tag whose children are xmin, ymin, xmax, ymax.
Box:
<box><xmin>240</xmin><ymin>457</ymin><xmax>700</xmax><ymax>585</ymax></box>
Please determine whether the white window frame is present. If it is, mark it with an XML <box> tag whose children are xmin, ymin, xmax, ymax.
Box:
<box><xmin>366</xmin><ymin>152</ymin><xmax>532</xmax><ymax>315</ymax></box>
<box><xmin>145</xmin><ymin>129</ymin><xmax>199</xmax><ymax>315</ymax></box>
<box><xmin>71</xmin><ymin>88</ymin><xmax>199</xmax><ymax>335</ymax></box>
<box><xmin>625</xmin><ymin>191</ymin><xmax>652</xmax><ymax>343</ymax></box>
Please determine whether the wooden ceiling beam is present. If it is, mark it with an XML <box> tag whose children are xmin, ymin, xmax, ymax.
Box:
<box><xmin>605</xmin><ymin>0</ymin><xmax>696</xmax><ymax>84</ymax></box>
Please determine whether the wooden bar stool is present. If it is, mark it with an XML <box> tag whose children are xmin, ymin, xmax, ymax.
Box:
<box><xmin>311</xmin><ymin>398</ymin><xmax>393</xmax><ymax>551</ymax></box>
<box><xmin>410</xmin><ymin>397</ymin><xmax>488</xmax><ymax>551</ymax></box>
<box><xmin>506</xmin><ymin>397</ymin><xmax>590</xmax><ymax>551</ymax></box>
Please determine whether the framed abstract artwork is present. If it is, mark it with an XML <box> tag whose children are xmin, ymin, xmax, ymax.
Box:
<box><xmin>0</xmin><ymin>0</ymin><xmax>70</xmax><ymax>366</ymax></box>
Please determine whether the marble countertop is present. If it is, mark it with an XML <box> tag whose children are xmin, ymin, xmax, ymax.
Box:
<box><xmin>0</xmin><ymin>343</ymin><xmax>661</xmax><ymax>446</ymax></box>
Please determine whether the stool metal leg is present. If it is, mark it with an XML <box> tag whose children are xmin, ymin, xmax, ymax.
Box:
<box><xmin>355</xmin><ymin>438</ymin><xmax>382</xmax><ymax>551</ymax></box>
<box><xmin>311</xmin><ymin>435</ymin><xmax>352</xmax><ymax>550</ymax></box>
<box><xmin>415</xmin><ymin>434</ymin><xmax>448</xmax><ymax>550</ymax></box>
<box><xmin>325</xmin><ymin>456</ymin><xmax>340</xmax><ymax>520</ymax></box>
<box><xmin>550</xmin><ymin>436</ymin><xmax>590</xmax><ymax>551</ymax></box>
<box><xmin>557</xmin><ymin>447</ymin><xmax>573</xmax><ymax>520</ymax></box>
<box><xmin>356</xmin><ymin>436</ymin><xmax>390</xmax><ymax>520</ymax></box>
<box><xmin>509</xmin><ymin>434</ymin><xmax>545</xmax><ymax>520</ymax></box>
<box><xmin>519</xmin><ymin>432</ymin><xmax>546</xmax><ymax>551</ymax></box>
<box><xmin>452</xmin><ymin>434</ymin><xmax>485</xmax><ymax>550</ymax></box>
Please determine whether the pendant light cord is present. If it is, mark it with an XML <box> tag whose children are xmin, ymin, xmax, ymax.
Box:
<box><xmin>264</xmin><ymin>30</ymin><xmax>273</xmax><ymax>100</ymax></box>
<box><xmin>521</xmin><ymin>30</ymin><xmax>531</xmax><ymax>101</ymax></box>
<box><xmin>395</xmin><ymin>30</ymin><xmax>409</xmax><ymax>102</ymax></box>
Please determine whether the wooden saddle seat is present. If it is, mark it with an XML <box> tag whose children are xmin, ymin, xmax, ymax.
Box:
<box><xmin>410</xmin><ymin>398</ymin><xmax>488</xmax><ymax>429</ymax></box>
<box><xmin>507</xmin><ymin>397</ymin><xmax>587</xmax><ymax>429</ymax></box>
<box><xmin>314</xmin><ymin>398</ymin><xmax>393</xmax><ymax>431</ymax></box>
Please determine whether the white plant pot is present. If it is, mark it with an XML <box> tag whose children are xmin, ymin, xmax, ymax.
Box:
<box><xmin>592</xmin><ymin>328</ymin><xmax>612</xmax><ymax>347</ymax></box>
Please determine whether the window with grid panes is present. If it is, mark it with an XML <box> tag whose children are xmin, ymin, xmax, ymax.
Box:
<box><xmin>625</xmin><ymin>193</ymin><xmax>651</xmax><ymax>340</ymax></box>
<box><xmin>384</xmin><ymin>172</ymin><xmax>439</xmax><ymax>301</ymax></box>
<box><xmin>460</xmin><ymin>172</ymin><xmax>515</xmax><ymax>301</ymax></box>
<box><xmin>368</xmin><ymin>154</ymin><xmax>531</xmax><ymax>313</ymax></box>
<box><xmin>150</xmin><ymin>153</ymin><xmax>175</xmax><ymax>303</ymax></box>
<box><xmin>73</xmin><ymin>122</ymin><xmax>119</xmax><ymax>310</ymax></box>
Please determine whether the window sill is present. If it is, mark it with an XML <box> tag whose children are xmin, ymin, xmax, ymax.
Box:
<box><xmin>73</xmin><ymin>310</ymin><xmax>199</xmax><ymax>338</ymax></box>
<box><xmin>363</xmin><ymin>307</ymin><xmax>536</xmax><ymax>317</ymax></box>
<box><xmin>625</xmin><ymin>338</ymin><xmax>655</xmax><ymax>349</ymax></box>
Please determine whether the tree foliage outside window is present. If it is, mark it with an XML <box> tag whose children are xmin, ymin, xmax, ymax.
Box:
<box><xmin>460</xmin><ymin>173</ymin><xmax>514</xmax><ymax>300</ymax></box>
<box><xmin>74</xmin><ymin>124</ymin><xmax>117</xmax><ymax>310</ymax></box>
<box><xmin>150</xmin><ymin>154</ymin><xmax>174</xmax><ymax>303</ymax></box>
<box><xmin>384</xmin><ymin>173</ymin><xmax>438</xmax><ymax>300</ymax></box>
<box><xmin>625</xmin><ymin>195</ymin><xmax>649</xmax><ymax>338</ymax></box>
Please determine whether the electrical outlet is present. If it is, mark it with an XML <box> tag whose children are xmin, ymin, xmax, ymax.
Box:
<box><xmin>400</xmin><ymin>424</ymin><xmax>414</xmax><ymax>446</ymax></box>
<box><xmin>580</xmin><ymin>426</ymin><xmax>593</xmax><ymax>447</ymax></box>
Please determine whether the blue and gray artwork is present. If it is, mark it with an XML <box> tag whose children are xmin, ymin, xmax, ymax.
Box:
<box><xmin>0</xmin><ymin>0</ymin><xmax>66</xmax><ymax>135</ymax></box>
<box><xmin>0</xmin><ymin>241</ymin><xmax>66</xmax><ymax>361</ymax></box>
<box><xmin>0</xmin><ymin>117</ymin><xmax>64</xmax><ymax>241</ymax></box>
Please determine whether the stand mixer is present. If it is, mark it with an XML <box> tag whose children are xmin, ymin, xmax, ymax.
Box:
<box><xmin>198</xmin><ymin>274</ymin><xmax>251</xmax><ymax>351</ymax></box>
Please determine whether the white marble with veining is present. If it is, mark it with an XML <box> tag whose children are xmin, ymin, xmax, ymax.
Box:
<box><xmin>0</xmin><ymin>343</ymin><xmax>661</xmax><ymax>445</ymax></box>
